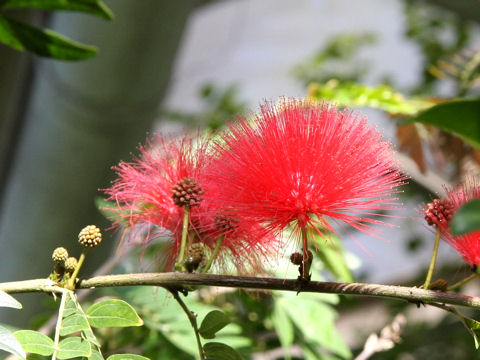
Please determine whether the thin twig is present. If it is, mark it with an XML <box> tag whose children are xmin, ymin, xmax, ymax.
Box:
<box><xmin>354</xmin><ymin>314</ymin><xmax>406</xmax><ymax>360</ymax></box>
<box><xmin>2</xmin><ymin>273</ymin><xmax>480</xmax><ymax>309</ymax></box>
<box><xmin>448</xmin><ymin>273</ymin><xmax>479</xmax><ymax>292</ymax></box>
<box><xmin>168</xmin><ymin>288</ymin><xmax>205</xmax><ymax>359</ymax></box>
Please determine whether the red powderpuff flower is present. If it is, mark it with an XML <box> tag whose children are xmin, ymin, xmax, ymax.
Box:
<box><xmin>425</xmin><ymin>179</ymin><xmax>480</xmax><ymax>268</ymax></box>
<box><xmin>104</xmin><ymin>133</ymin><xmax>276</xmax><ymax>274</ymax></box>
<box><xmin>207</xmin><ymin>99</ymin><xmax>406</xmax><ymax>256</ymax></box>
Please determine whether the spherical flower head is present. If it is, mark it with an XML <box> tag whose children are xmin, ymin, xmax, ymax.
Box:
<box><xmin>207</xmin><ymin>99</ymin><xmax>406</xmax><ymax>251</ymax></box>
<box><xmin>78</xmin><ymin>225</ymin><xmax>102</xmax><ymax>248</ymax></box>
<box><xmin>64</xmin><ymin>257</ymin><xmax>78</xmax><ymax>273</ymax></box>
<box><xmin>52</xmin><ymin>247</ymin><xmax>69</xmax><ymax>264</ymax></box>
<box><xmin>172</xmin><ymin>177</ymin><xmax>204</xmax><ymax>207</ymax></box>
<box><xmin>424</xmin><ymin>198</ymin><xmax>454</xmax><ymax>227</ymax></box>
<box><xmin>434</xmin><ymin>179</ymin><xmax>480</xmax><ymax>268</ymax></box>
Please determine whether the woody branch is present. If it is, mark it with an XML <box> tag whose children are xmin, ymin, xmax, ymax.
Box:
<box><xmin>1</xmin><ymin>272</ymin><xmax>479</xmax><ymax>309</ymax></box>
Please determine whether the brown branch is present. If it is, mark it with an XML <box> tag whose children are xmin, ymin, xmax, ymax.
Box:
<box><xmin>1</xmin><ymin>272</ymin><xmax>480</xmax><ymax>310</ymax></box>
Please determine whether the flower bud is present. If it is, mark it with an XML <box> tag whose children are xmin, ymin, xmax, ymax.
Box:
<box><xmin>78</xmin><ymin>225</ymin><xmax>102</xmax><ymax>248</ymax></box>
<box><xmin>52</xmin><ymin>247</ymin><xmax>69</xmax><ymax>264</ymax></box>
<box><xmin>172</xmin><ymin>177</ymin><xmax>204</xmax><ymax>207</ymax></box>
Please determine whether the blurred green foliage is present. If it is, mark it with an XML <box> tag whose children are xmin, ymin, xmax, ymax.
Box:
<box><xmin>308</xmin><ymin>80</ymin><xmax>433</xmax><ymax>115</ymax></box>
<box><xmin>292</xmin><ymin>33</ymin><xmax>377</xmax><ymax>85</ymax></box>
<box><xmin>404</xmin><ymin>0</ymin><xmax>471</xmax><ymax>94</ymax></box>
<box><xmin>0</xmin><ymin>0</ymin><xmax>112</xmax><ymax>60</ymax></box>
<box><xmin>162</xmin><ymin>83</ymin><xmax>247</xmax><ymax>131</ymax></box>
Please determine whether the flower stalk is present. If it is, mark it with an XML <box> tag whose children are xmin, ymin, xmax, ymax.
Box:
<box><xmin>423</xmin><ymin>227</ymin><xmax>441</xmax><ymax>290</ymax></box>
<box><xmin>176</xmin><ymin>205</ymin><xmax>191</xmax><ymax>271</ymax></box>
<box><xmin>448</xmin><ymin>273</ymin><xmax>479</xmax><ymax>292</ymax></box>
<box><xmin>301</xmin><ymin>227</ymin><xmax>312</xmax><ymax>281</ymax></box>
<box><xmin>202</xmin><ymin>235</ymin><xmax>224</xmax><ymax>273</ymax></box>
<box><xmin>67</xmin><ymin>249</ymin><xmax>88</xmax><ymax>290</ymax></box>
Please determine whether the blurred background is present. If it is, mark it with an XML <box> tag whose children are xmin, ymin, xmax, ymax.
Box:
<box><xmin>2</xmin><ymin>0</ymin><xmax>480</xmax><ymax>359</ymax></box>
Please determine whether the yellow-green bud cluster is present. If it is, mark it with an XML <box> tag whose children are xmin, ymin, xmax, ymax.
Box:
<box><xmin>78</xmin><ymin>225</ymin><xmax>102</xmax><ymax>248</ymax></box>
<box><xmin>64</xmin><ymin>257</ymin><xmax>78</xmax><ymax>273</ymax></box>
<box><xmin>52</xmin><ymin>247</ymin><xmax>69</xmax><ymax>264</ymax></box>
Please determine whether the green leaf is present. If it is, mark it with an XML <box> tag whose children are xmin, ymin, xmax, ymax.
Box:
<box><xmin>24</xmin><ymin>355</ymin><xmax>47</xmax><ymax>360</ymax></box>
<box><xmin>278</xmin><ymin>292</ymin><xmax>351</xmax><ymax>359</ymax></box>
<box><xmin>312</xmin><ymin>233</ymin><xmax>353</xmax><ymax>282</ymax></box>
<box><xmin>203</xmin><ymin>342</ymin><xmax>242</xmax><ymax>360</ymax></box>
<box><xmin>82</xmin><ymin>326</ymin><xmax>100</xmax><ymax>347</ymax></box>
<box><xmin>450</xmin><ymin>199</ymin><xmax>480</xmax><ymax>236</ymax></box>
<box><xmin>87</xmin><ymin>299</ymin><xmax>143</xmax><ymax>328</ymax></box>
<box><xmin>63</xmin><ymin>293</ymin><xmax>80</xmax><ymax>318</ymax></box>
<box><xmin>57</xmin><ymin>337</ymin><xmax>91</xmax><ymax>359</ymax></box>
<box><xmin>1</xmin><ymin>0</ymin><xmax>113</xmax><ymax>20</ymax></box>
<box><xmin>120</xmin><ymin>287</ymin><xmax>250</xmax><ymax>356</ymax></box>
<box><xmin>13</xmin><ymin>330</ymin><xmax>54</xmax><ymax>356</ymax></box>
<box><xmin>0</xmin><ymin>325</ymin><xmax>26</xmax><ymax>359</ymax></box>
<box><xmin>199</xmin><ymin>311</ymin><xmax>231</xmax><ymax>340</ymax></box>
<box><xmin>63</xmin><ymin>292</ymin><xmax>100</xmax><ymax>347</ymax></box>
<box><xmin>0</xmin><ymin>290</ymin><xmax>22</xmax><ymax>309</ymax></box>
<box><xmin>271</xmin><ymin>299</ymin><xmax>294</xmax><ymax>355</ymax></box>
<box><xmin>405</xmin><ymin>98</ymin><xmax>480</xmax><ymax>149</ymax></box>
<box><xmin>107</xmin><ymin>355</ymin><xmax>150</xmax><ymax>360</ymax></box>
<box><xmin>461</xmin><ymin>317</ymin><xmax>480</xmax><ymax>349</ymax></box>
<box><xmin>85</xmin><ymin>346</ymin><xmax>104</xmax><ymax>360</ymax></box>
<box><xmin>60</xmin><ymin>313</ymin><xmax>90</xmax><ymax>336</ymax></box>
<box><xmin>308</xmin><ymin>80</ymin><xmax>433</xmax><ymax>115</ymax></box>
<box><xmin>0</xmin><ymin>14</ymin><xmax>97</xmax><ymax>60</ymax></box>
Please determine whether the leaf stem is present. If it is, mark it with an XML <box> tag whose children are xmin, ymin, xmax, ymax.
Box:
<box><xmin>168</xmin><ymin>289</ymin><xmax>205</xmax><ymax>360</ymax></box>
<box><xmin>423</xmin><ymin>227</ymin><xmax>441</xmax><ymax>290</ymax></box>
<box><xmin>68</xmin><ymin>249</ymin><xmax>88</xmax><ymax>289</ymax></box>
<box><xmin>51</xmin><ymin>291</ymin><xmax>68</xmax><ymax>360</ymax></box>
<box><xmin>202</xmin><ymin>235</ymin><xmax>224</xmax><ymax>273</ymax></box>
<box><xmin>176</xmin><ymin>205</ymin><xmax>190</xmax><ymax>271</ymax></box>
<box><xmin>448</xmin><ymin>273</ymin><xmax>479</xmax><ymax>292</ymax></box>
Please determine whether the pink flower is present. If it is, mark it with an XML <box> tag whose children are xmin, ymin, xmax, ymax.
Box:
<box><xmin>425</xmin><ymin>179</ymin><xmax>480</xmax><ymax>268</ymax></box>
<box><xmin>207</xmin><ymin>99</ymin><xmax>406</xmax><ymax>254</ymax></box>
<box><xmin>104</xmin><ymin>133</ymin><xmax>276</xmax><ymax>274</ymax></box>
